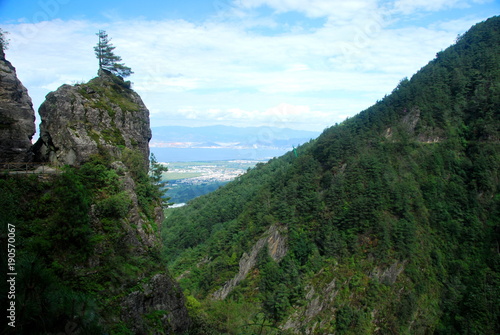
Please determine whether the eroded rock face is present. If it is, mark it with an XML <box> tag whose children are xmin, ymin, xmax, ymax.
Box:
<box><xmin>212</xmin><ymin>223</ymin><xmax>288</xmax><ymax>300</ymax></box>
<box><xmin>30</xmin><ymin>71</ymin><xmax>190</xmax><ymax>332</ymax></box>
<box><xmin>0</xmin><ymin>50</ymin><xmax>36</xmax><ymax>163</ymax></box>
<box><xmin>282</xmin><ymin>261</ymin><xmax>407</xmax><ymax>334</ymax></box>
<box><xmin>33</xmin><ymin>71</ymin><xmax>151</xmax><ymax>167</ymax></box>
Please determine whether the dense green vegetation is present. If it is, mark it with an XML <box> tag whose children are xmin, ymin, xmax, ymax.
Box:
<box><xmin>163</xmin><ymin>16</ymin><xmax>500</xmax><ymax>334</ymax></box>
<box><xmin>166</xmin><ymin>180</ymin><xmax>228</xmax><ymax>204</ymax></box>
<box><xmin>0</xmin><ymin>150</ymin><xmax>170</xmax><ymax>334</ymax></box>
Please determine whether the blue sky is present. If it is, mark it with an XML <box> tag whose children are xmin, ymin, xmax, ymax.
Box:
<box><xmin>1</xmin><ymin>0</ymin><xmax>498</xmax><ymax>132</ymax></box>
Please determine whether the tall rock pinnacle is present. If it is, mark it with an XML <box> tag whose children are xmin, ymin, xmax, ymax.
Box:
<box><xmin>33</xmin><ymin>70</ymin><xmax>152</xmax><ymax>167</ymax></box>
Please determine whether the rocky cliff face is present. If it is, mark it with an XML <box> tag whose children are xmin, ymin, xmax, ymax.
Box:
<box><xmin>212</xmin><ymin>223</ymin><xmax>288</xmax><ymax>300</ymax></box>
<box><xmin>0</xmin><ymin>50</ymin><xmax>36</xmax><ymax>163</ymax></box>
<box><xmin>33</xmin><ymin>70</ymin><xmax>151</xmax><ymax>167</ymax></box>
<box><xmin>25</xmin><ymin>72</ymin><xmax>191</xmax><ymax>333</ymax></box>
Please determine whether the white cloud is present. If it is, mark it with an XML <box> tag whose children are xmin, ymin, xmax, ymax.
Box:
<box><xmin>1</xmin><ymin>2</ymin><xmax>493</xmax><ymax>132</ymax></box>
<box><xmin>236</xmin><ymin>0</ymin><xmax>379</xmax><ymax>20</ymax></box>
<box><xmin>236</xmin><ymin>0</ymin><xmax>496</xmax><ymax>20</ymax></box>
<box><xmin>165</xmin><ymin>102</ymin><xmax>343</xmax><ymax>131</ymax></box>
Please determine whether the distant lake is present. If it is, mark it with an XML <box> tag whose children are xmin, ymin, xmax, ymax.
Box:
<box><xmin>150</xmin><ymin>147</ymin><xmax>289</xmax><ymax>162</ymax></box>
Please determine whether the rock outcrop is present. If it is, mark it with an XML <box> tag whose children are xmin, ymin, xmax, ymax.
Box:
<box><xmin>0</xmin><ymin>49</ymin><xmax>36</xmax><ymax>163</ymax></box>
<box><xmin>212</xmin><ymin>223</ymin><xmax>288</xmax><ymax>300</ymax></box>
<box><xmin>282</xmin><ymin>278</ymin><xmax>338</xmax><ymax>334</ymax></box>
<box><xmin>29</xmin><ymin>71</ymin><xmax>192</xmax><ymax>333</ymax></box>
<box><xmin>33</xmin><ymin>70</ymin><xmax>151</xmax><ymax>167</ymax></box>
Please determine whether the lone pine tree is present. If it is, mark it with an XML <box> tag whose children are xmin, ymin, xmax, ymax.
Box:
<box><xmin>94</xmin><ymin>30</ymin><xmax>133</xmax><ymax>78</ymax></box>
<box><xmin>0</xmin><ymin>28</ymin><xmax>9</xmax><ymax>54</ymax></box>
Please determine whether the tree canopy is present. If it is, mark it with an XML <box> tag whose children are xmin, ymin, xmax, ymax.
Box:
<box><xmin>94</xmin><ymin>30</ymin><xmax>133</xmax><ymax>78</ymax></box>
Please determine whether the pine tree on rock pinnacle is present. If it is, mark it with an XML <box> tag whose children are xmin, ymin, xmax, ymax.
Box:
<box><xmin>94</xmin><ymin>30</ymin><xmax>133</xmax><ymax>78</ymax></box>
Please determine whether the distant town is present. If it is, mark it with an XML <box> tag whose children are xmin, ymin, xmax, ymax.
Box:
<box><xmin>162</xmin><ymin>160</ymin><xmax>263</xmax><ymax>205</ymax></box>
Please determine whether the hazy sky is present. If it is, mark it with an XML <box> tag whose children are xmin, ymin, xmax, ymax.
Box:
<box><xmin>0</xmin><ymin>0</ymin><xmax>498</xmax><ymax>131</ymax></box>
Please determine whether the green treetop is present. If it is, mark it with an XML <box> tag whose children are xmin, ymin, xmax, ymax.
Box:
<box><xmin>94</xmin><ymin>30</ymin><xmax>133</xmax><ymax>78</ymax></box>
<box><xmin>0</xmin><ymin>29</ymin><xmax>9</xmax><ymax>57</ymax></box>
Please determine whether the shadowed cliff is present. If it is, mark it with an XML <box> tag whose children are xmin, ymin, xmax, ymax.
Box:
<box><xmin>0</xmin><ymin>47</ymin><xmax>36</xmax><ymax>163</ymax></box>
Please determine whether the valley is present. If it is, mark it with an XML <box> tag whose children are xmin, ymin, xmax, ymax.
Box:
<box><xmin>1</xmin><ymin>12</ymin><xmax>499</xmax><ymax>335</ymax></box>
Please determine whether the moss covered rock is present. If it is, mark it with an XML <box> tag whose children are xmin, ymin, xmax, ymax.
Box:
<box><xmin>33</xmin><ymin>71</ymin><xmax>151</xmax><ymax>168</ymax></box>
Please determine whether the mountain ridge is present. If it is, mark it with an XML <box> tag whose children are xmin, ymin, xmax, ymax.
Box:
<box><xmin>151</xmin><ymin>125</ymin><xmax>320</xmax><ymax>149</ymax></box>
<box><xmin>163</xmin><ymin>16</ymin><xmax>500</xmax><ymax>334</ymax></box>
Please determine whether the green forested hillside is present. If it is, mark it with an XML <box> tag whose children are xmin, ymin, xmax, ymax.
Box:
<box><xmin>0</xmin><ymin>150</ymin><xmax>189</xmax><ymax>334</ymax></box>
<box><xmin>164</xmin><ymin>16</ymin><xmax>500</xmax><ymax>334</ymax></box>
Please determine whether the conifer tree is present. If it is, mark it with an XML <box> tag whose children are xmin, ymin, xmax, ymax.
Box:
<box><xmin>94</xmin><ymin>30</ymin><xmax>133</xmax><ymax>78</ymax></box>
<box><xmin>0</xmin><ymin>29</ymin><xmax>9</xmax><ymax>55</ymax></box>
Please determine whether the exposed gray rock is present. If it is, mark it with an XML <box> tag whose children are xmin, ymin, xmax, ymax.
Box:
<box><xmin>401</xmin><ymin>107</ymin><xmax>420</xmax><ymax>133</ymax></box>
<box><xmin>122</xmin><ymin>273</ymin><xmax>191</xmax><ymax>334</ymax></box>
<box><xmin>384</xmin><ymin>107</ymin><xmax>444</xmax><ymax>143</ymax></box>
<box><xmin>0</xmin><ymin>52</ymin><xmax>36</xmax><ymax>163</ymax></box>
<box><xmin>212</xmin><ymin>223</ymin><xmax>287</xmax><ymax>300</ymax></box>
<box><xmin>283</xmin><ymin>261</ymin><xmax>406</xmax><ymax>333</ymax></box>
<box><xmin>282</xmin><ymin>278</ymin><xmax>338</xmax><ymax>334</ymax></box>
<box><xmin>33</xmin><ymin>71</ymin><xmax>151</xmax><ymax>167</ymax></box>
<box><xmin>370</xmin><ymin>260</ymin><xmax>406</xmax><ymax>285</ymax></box>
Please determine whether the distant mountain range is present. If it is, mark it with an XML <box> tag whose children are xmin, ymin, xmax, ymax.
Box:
<box><xmin>150</xmin><ymin>125</ymin><xmax>320</xmax><ymax>149</ymax></box>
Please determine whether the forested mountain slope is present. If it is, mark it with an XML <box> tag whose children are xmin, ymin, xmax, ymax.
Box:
<box><xmin>164</xmin><ymin>16</ymin><xmax>500</xmax><ymax>334</ymax></box>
